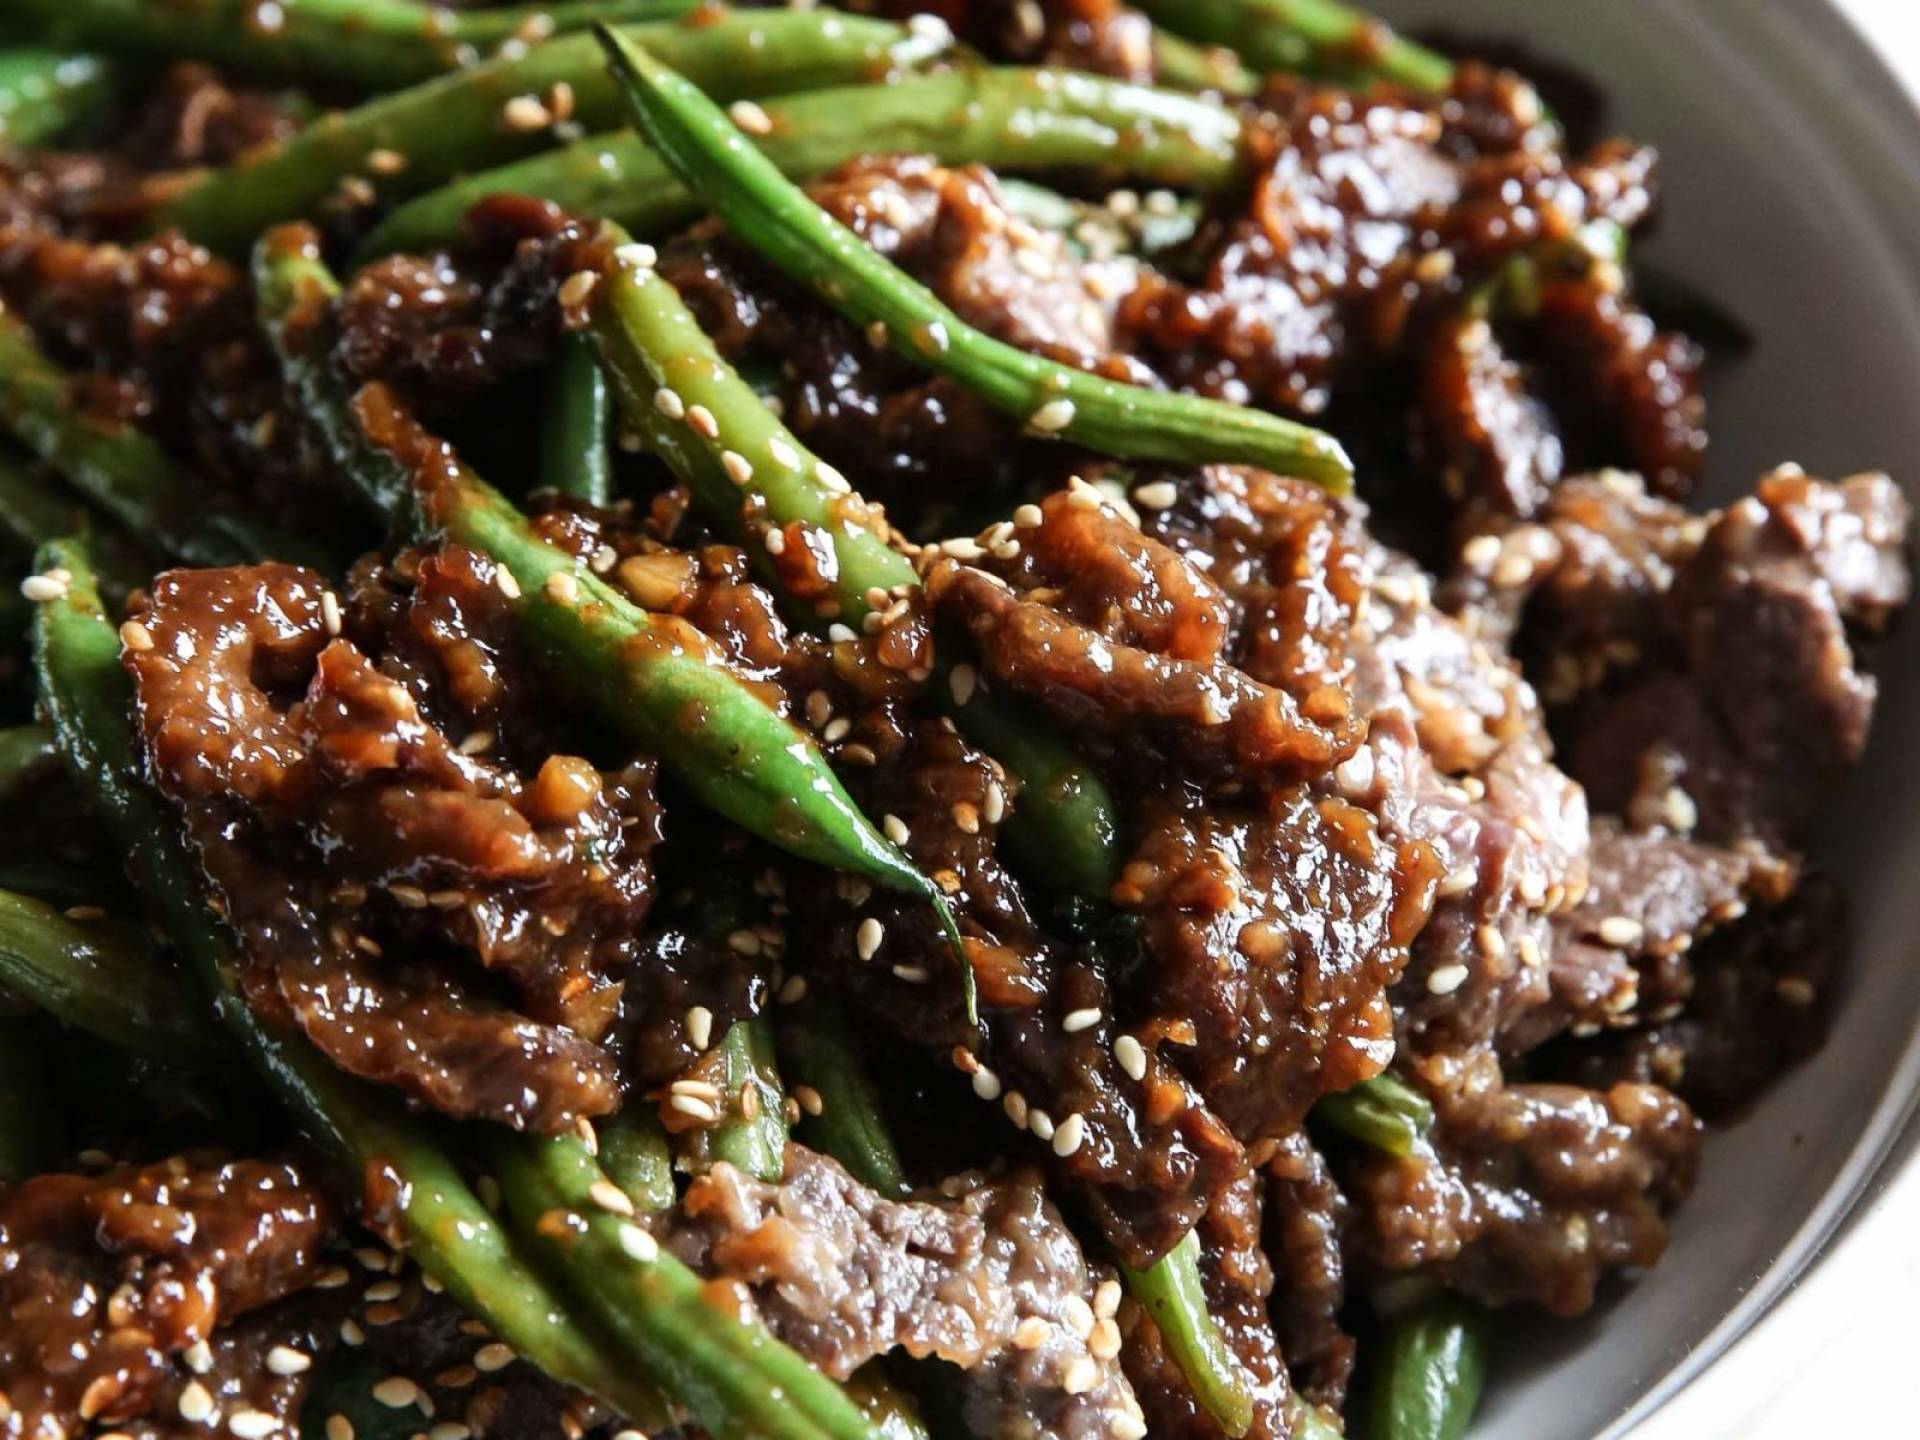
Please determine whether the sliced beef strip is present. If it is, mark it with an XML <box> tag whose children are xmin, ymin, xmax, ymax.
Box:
<box><xmin>1339</xmin><ymin>1047</ymin><xmax>1700</xmax><ymax>1317</ymax></box>
<box><xmin>667</xmin><ymin>1148</ymin><xmax>1144</xmax><ymax>1440</ymax></box>
<box><xmin>125</xmin><ymin>557</ymin><xmax>663</xmax><ymax>1132</ymax></box>
<box><xmin>1264</xmin><ymin>1130</ymin><xmax>1355</xmax><ymax>1410</ymax></box>
<box><xmin>0</xmin><ymin>1154</ymin><xmax>332</xmax><ymax>1435</ymax></box>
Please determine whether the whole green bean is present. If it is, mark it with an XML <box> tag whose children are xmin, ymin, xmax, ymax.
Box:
<box><xmin>1365</xmin><ymin>1295</ymin><xmax>1490</xmax><ymax>1440</ymax></box>
<box><xmin>29</xmin><ymin>534</ymin><xmax>671</xmax><ymax>1431</ymax></box>
<box><xmin>0</xmin><ymin>1013</ymin><xmax>60</xmax><ymax>1181</ymax></box>
<box><xmin>156</xmin><ymin>10</ymin><xmax>954</xmax><ymax>257</ymax></box>
<box><xmin>0</xmin><ymin>48</ymin><xmax>119</xmax><ymax>147</ymax></box>
<box><xmin>1134</xmin><ymin>0</ymin><xmax>1454</xmax><ymax>92</ymax></box>
<box><xmin>1151</xmin><ymin>31</ymin><xmax>1259</xmax><ymax>97</ymax></box>
<box><xmin>0</xmin><ymin>886</ymin><xmax>216</xmax><ymax>1064</ymax></box>
<box><xmin>597</xmin><ymin>1106</ymin><xmax>676</xmax><ymax>1215</ymax></box>
<box><xmin>541</xmin><ymin>331</ymin><xmax>614</xmax><ymax>506</ymax></box>
<box><xmin>360</xmin><ymin>65</ymin><xmax>1247</xmax><ymax>259</ymax></box>
<box><xmin>589</xmin><ymin>235</ymin><xmax>1123</xmax><ymax>905</ymax></box>
<box><xmin>593</xmin><ymin>28</ymin><xmax>1352</xmax><ymax>491</ymax></box>
<box><xmin>253</xmin><ymin>227</ymin><xmax>966</xmax><ymax>993</ymax></box>
<box><xmin>776</xmin><ymin>994</ymin><xmax>909</xmax><ymax>1198</ymax></box>
<box><xmin>11</xmin><ymin>0</ymin><xmax>700</xmax><ymax>93</ymax></box>
<box><xmin>489</xmin><ymin>1128</ymin><xmax>883</xmax><ymax>1440</ymax></box>
<box><xmin>0</xmin><ymin>307</ymin><xmax>295</xmax><ymax>566</ymax></box>
<box><xmin>1121</xmin><ymin>1229</ymin><xmax>1257</xmax><ymax>1437</ymax></box>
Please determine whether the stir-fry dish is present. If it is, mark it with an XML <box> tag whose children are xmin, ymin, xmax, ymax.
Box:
<box><xmin>0</xmin><ymin>3</ymin><xmax>1911</xmax><ymax>1438</ymax></box>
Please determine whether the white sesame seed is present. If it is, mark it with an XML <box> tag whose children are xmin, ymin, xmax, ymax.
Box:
<box><xmin>502</xmin><ymin>94</ymin><xmax>551</xmax><ymax>131</ymax></box>
<box><xmin>1051</xmin><ymin>1111</ymin><xmax>1086</xmax><ymax>1156</ymax></box>
<box><xmin>326</xmin><ymin>1417</ymin><xmax>355</xmax><ymax>1440</ymax></box>
<box><xmin>856</xmin><ymin>917</ymin><xmax>884</xmax><ymax>961</ymax></box>
<box><xmin>1094</xmin><ymin>1279</ymin><xmax>1122</xmax><ymax>1318</ymax></box>
<box><xmin>118</xmin><ymin>617</ymin><xmax>155</xmax><ymax>652</ymax></box>
<box><xmin>971</xmin><ymin>1066</ymin><xmax>1002</xmax><ymax>1101</ymax></box>
<box><xmin>1028</xmin><ymin>1108</ymin><xmax>1055</xmax><ymax>1142</ymax></box>
<box><xmin>543</xmin><ymin>570</ymin><xmax>579</xmax><ymax>604</ymax></box>
<box><xmin>728</xmin><ymin>98</ymin><xmax>774</xmax><ymax>134</ymax></box>
<box><xmin>686</xmin><ymin>1004</ymin><xmax>714</xmax><ymax>1051</ymax></box>
<box><xmin>918</xmin><ymin>320</ymin><xmax>951</xmax><ymax>353</ymax></box>
<box><xmin>179</xmin><ymin>1381</ymin><xmax>216</xmax><ymax>1423</ymax></box>
<box><xmin>816</xmin><ymin>461</ymin><xmax>851</xmax><ymax>494</ymax></box>
<box><xmin>1462</xmin><ymin>534</ymin><xmax>1502</xmax><ymax>572</ymax></box>
<box><xmin>1012</xmin><ymin>1315</ymin><xmax>1053</xmax><ymax>1349</ymax></box>
<box><xmin>615</xmin><ymin>242</ymin><xmax>657</xmax><ymax>270</ymax></box>
<box><xmin>891</xmin><ymin>963</ymin><xmax>929</xmax><ymax>984</ymax></box>
<box><xmin>1427</xmin><ymin>963</ymin><xmax>1470</xmax><ymax>996</ymax></box>
<box><xmin>616</xmin><ymin>1222</ymin><xmax>659</xmax><ymax>1262</ymax></box>
<box><xmin>1029</xmin><ymin>398</ymin><xmax>1077</xmax><ymax>433</ymax></box>
<box><xmin>1597</xmin><ymin>916</ymin><xmax>1645</xmax><ymax>948</ymax></box>
<box><xmin>653</xmin><ymin>387</ymin><xmax>686</xmax><ymax>420</ymax></box>
<box><xmin>473</xmin><ymin>1344</ymin><xmax>515</xmax><ymax>1374</ymax></box>
<box><xmin>495</xmin><ymin>567</ymin><xmax>522</xmax><ymax>599</ymax></box>
<box><xmin>1061</xmin><ymin>1355</ymin><xmax>1099</xmax><ymax>1395</ymax></box>
<box><xmin>721</xmin><ymin>450</ymin><xmax>754</xmax><ymax>486</ymax></box>
<box><xmin>669</xmin><ymin>1093</ymin><xmax>719</xmax><ymax>1121</ymax></box>
<box><xmin>557</xmin><ymin>270</ymin><xmax>598</xmax><ymax>310</ymax></box>
<box><xmin>942</xmin><ymin>536</ymin><xmax>985</xmax><ymax>561</ymax></box>
<box><xmin>764</xmin><ymin>527</ymin><xmax>786</xmax><ymax>556</ymax></box>
<box><xmin>371</xmin><ymin>1377</ymin><xmax>419</xmax><ymax>1409</ymax></box>
<box><xmin>1438</xmin><ymin>865</ymin><xmax>1478</xmax><ymax>897</ymax></box>
<box><xmin>822</xmin><ymin>716</ymin><xmax>852</xmax><ymax>744</ymax></box>
<box><xmin>948</xmin><ymin>662</ymin><xmax>977</xmax><ymax>707</ymax></box>
<box><xmin>1062</xmin><ymin>1007</ymin><xmax>1102</xmax><ymax>1034</ymax></box>
<box><xmin>20</xmin><ymin>572</ymin><xmax>67</xmax><ymax>603</ymax></box>
<box><xmin>982</xmin><ymin>781</ymin><xmax>1006</xmax><ymax>826</ymax></box>
<box><xmin>687</xmin><ymin>403</ymin><xmax>719</xmax><ymax>439</ymax></box>
<box><xmin>229</xmin><ymin>1410</ymin><xmax>279</xmax><ymax>1438</ymax></box>
<box><xmin>1110</xmin><ymin>1411</ymin><xmax>1148</xmax><ymax>1439</ymax></box>
<box><xmin>1113</xmin><ymin>1034</ymin><xmax>1147</xmax><ymax>1082</ymax></box>
<box><xmin>363</xmin><ymin>1280</ymin><xmax>402</xmax><ymax>1303</ymax></box>
<box><xmin>1132</xmin><ymin>480</ymin><xmax>1178</xmax><ymax>510</ymax></box>
<box><xmin>768</xmin><ymin>437</ymin><xmax>801</xmax><ymax>470</ymax></box>
<box><xmin>882</xmin><ymin>813</ymin><xmax>910</xmax><ymax>846</ymax></box>
<box><xmin>1013</xmin><ymin>503</ymin><xmax>1044</xmax><ymax>529</ymax></box>
<box><xmin>589</xmin><ymin>1180</ymin><xmax>635</xmax><ymax>1217</ymax></box>
<box><xmin>183</xmin><ymin>1340</ymin><xmax>215</xmax><ymax>1374</ymax></box>
<box><xmin>907</xmin><ymin>13</ymin><xmax>953</xmax><ymax>43</ymax></box>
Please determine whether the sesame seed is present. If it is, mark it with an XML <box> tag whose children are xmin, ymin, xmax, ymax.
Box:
<box><xmin>882</xmin><ymin>813</ymin><xmax>910</xmax><ymax>846</ymax></box>
<box><xmin>764</xmin><ymin>527</ymin><xmax>786</xmax><ymax>556</ymax></box>
<box><xmin>727</xmin><ymin>928</ymin><xmax>762</xmax><ymax>957</ymax></box>
<box><xmin>943</xmin><ymin>536</ymin><xmax>985</xmax><ymax>561</ymax></box>
<box><xmin>1462</xmin><ymin>534</ymin><xmax>1502</xmax><ymax>572</ymax></box>
<box><xmin>178</xmin><ymin>1381</ymin><xmax>217</xmax><ymax>1424</ymax></box>
<box><xmin>1475</xmin><ymin>924</ymin><xmax>1506</xmax><ymax>961</ymax></box>
<box><xmin>779</xmin><ymin>974</ymin><xmax>809</xmax><ymax>1004</ymax></box>
<box><xmin>1089</xmin><ymin>1315</ymin><xmax>1121</xmax><ymax>1359</ymax></box>
<box><xmin>1776</xmin><ymin>976</ymin><xmax>1817</xmax><ymax>1007</ymax></box>
<box><xmin>1028</xmin><ymin>1108</ymin><xmax>1055</xmax><ymax>1142</ymax></box>
<box><xmin>326</xmin><ymin>1417</ymin><xmax>355</xmax><ymax>1440</ymax></box>
<box><xmin>891</xmin><ymin>963</ymin><xmax>929</xmax><ymax>983</ymax></box>
<box><xmin>653</xmin><ymin>387</ymin><xmax>686</xmax><ymax>420</ymax></box>
<box><xmin>671</xmin><ymin>1078</ymin><xmax>723</xmax><ymax>1101</ymax></box>
<box><xmin>971</xmin><ymin>1065</ymin><xmax>1002</xmax><ymax>1101</ymax></box>
<box><xmin>669</xmin><ymin>1093</ymin><xmax>719</xmax><ymax>1121</ymax></box>
<box><xmin>982</xmin><ymin>781</ymin><xmax>1006</xmax><ymax>825</ymax></box>
<box><xmin>182</xmin><ymin>1340</ymin><xmax>215</xmax><ymax>1374</ymax></box>
<box><xmin>866</xmin><ymin>320</ymin><xmax>890</xmax><ymax>349</ymax></box>
<box><xmin>918</xmin><ymin>320</ymin><xmax>951</xmax><ymax>353</ymax></box>
<box><xmin>1051</xmin><ymin>1111</ymin><xmax>1087</xmax><ymax>1156</ymax></box>
<box><xmin>1132</xmin><ymin>480</ymin><xmax>1178</xmax><ymax>510</ymax></box>
<box><xmin>907</xmin><ymin>12</ymin><xmax>952</xmax><ymax>42</ymax></box>
<box><xmin>1062</xmin><ymin>1355</ymin><xmax>1100</xmax><ymax>1395</ymax></box>
<box><xmin>1094</xmin><ymin>1279</ymin><xmax>1122</xmax><ymax>1318</ymax></box>
<box><xmin>371</xmin><ymin>1377</ymin><xmax>419</xmax><ymax>1409</ymax></box>
<box><xmin>1427</xmin><ymin>963</ymin><xmax>1470</xmax><ymax>996</ymax></box>
<box><xmin>1110</xmin><ymin>1411</ymin><xmax>1148</xmax><ymax>1439</ymax></box>
<box><xmin>20</xmin><ymin>572</ymin><xmax>67</xmax><ymax>603</ymax></box>
<box><xmin>816</xmin><ymin>461</ymin><xmax>851</xmax><ymax>494</ymax></box>
<box><xmin>494</xmin><ymin>568</ymin><xmax>521</xmax><ymax>599</ymax></box>
<box><xmin>827</xmin><ymin>622</ymin><xmax>857</xmax><ymax>643</ymax></box>
<box><xmin>557</xmin><ymin>270</ymin><xmax>598</xmax><ymax>310</ymax></box>
<box><xmin>1004</xmin><ymin>1090</ymin><xmax>1029</xmax><ymax>1127</ymax></box>
<box><xmin>615</xmin><ymin>242</ymin><xmax>657</xmax><ymax>270</ymax></box>
<box><xmin>502</xmin><ymin>94</ymin><xmax>551</xmax><ymax>130</ymax></box>
<box><xmin>856</xmin><ymin>917</ymin><xmax>884</xmax><ymax>960</ymax></box>
<box><xmin>768</xmin><ymin>437</ymin><xmax>801</xmax><ymax>470</ymax></box>
<box><xmin>794</xmin><ymin>1084</ymin><xmax>824</xmax><ymax>1117</ymax></box>
<box><xmin>590</xmin><ymin>1180</ymin><xmax>635</xmax><ymax>1217</ymax></box>
<box><xmin>367</xmin><ymin>148</ymin><xmax>407</xmax><ymax>175</ymax></box>
<box><xmin>119</xmin><ymin>618</ymin><xmax>154</xmax><ymax>652</ymax></box>
<box><xmin>721</xmin><ymin>450</ymin><xmax>754</xmax><ymax>486</ymax></box>
<box><xmin>1113</xmin><ymin>1034</ymin><xmax>1147</xmax><ymax>1082</ymax></box>
<box><xmin>1597</xmin><ymin>916</ymin><xmax>1645</xmax><ymax>948</ymax></box>
<box><xmin>728</xmin><ymin>98</ymin><xmax>774</xmax><ymax>134</ymax></box>
<box><xmin>1029</xmin><ymin>398</ymin><xmax>1077</xmax><ymax>433</ymax></box>
<box><xmin>1438</xmin><ymin>865</ymin><xmax>1478</xmax><ymax>897</ymax></box>
<box><xmin>1517</xmin><ymin>935</ymin><xmax>1544</xmax><ymax>970</ymax></box>
<box><xmin>948</xmin><ymin>663</ymin><xmax>977</xmax><ymax>706</ymax></box>
<box><xmin>687</xmin><ymin>404</ymin><xmax>719</xmax><ymax>439</ymax></box>
<box><xmin>230</xmin><ymin>1410</ymin><xmax>279</xmax><ymax>1438</ymax></box>
<box><xmin>543</xmin><ymin>570</ymin><xmax>580</xmax><ymax>605</ymax></box>
<box><xmin>429</xmin><ymin>1426</ymin><xmax>472</xmax><ymax>1440</ymax></box>
<box><xmin>822</xmin><ymin>716</ymin><xmax>852</xmax><ymax>744</ymax></box>
<box><xmin>364</xmin><ymin>1279</ymin><xmax>402</xmax><ymax>1303</ymax></box>
<box><xmin>616</xmin><ymin>1221</ymin><xmax>659</xmax><ymax>1262</ymax></box>
<box><xmin>1013</xmin><ymin>1315</ymin><xmax>1053</xmax><ymax>1349</ymax></box>
<box><xmin>474</xmin><ymin>1343</ymin><xmax>515</xmax><ymax>1373</ymax></box>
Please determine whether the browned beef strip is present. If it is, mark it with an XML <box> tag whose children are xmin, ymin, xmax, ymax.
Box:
<box><xmin>1264</xmin><ymin>1131</ymin><xmax>1355</xmax><ymax>1410</ymax></box>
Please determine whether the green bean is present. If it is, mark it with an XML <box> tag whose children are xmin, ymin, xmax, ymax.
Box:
<box><xmin>0</xmin><ymin>307</ymin><xmax>295</xmax><ymax>566</ymax></box>
<box><xmin>1314</xmin><ymin>1073</ymin><xmax>1434</xmax><ymax>1156</ymax></box>
<box><xmin>1151</xmin><ymin>31</ymin><xmax>1259</xmax><ymax>97</ymax></box>
<box><xmin>595</xmin><ymin>29</ymin><xmax>1353</xmax><ymax>491</ymax></box>
<box><xmin>360</xmin><ymin>66</ymin><xmax>1248</xmax><ymax>259</ymax></box>
<box><xmin>0</xmin><ymin>49</ymin><xmax>119</xmax><ymax>147</ymax></box>
<box><xmin>11</xmin><ymin>0</ymin><xmax>700</xmax><ymax>93</ymax></box>
<box><xmin>702</xmin><ymin>1014</ymin><xmax>788</xmax><ymax>1183</ymax></box>
<box><xmin>0</xmin><ymin>723</ymin><xmax>53</xmax><ymax>796</ymax></box>
<box><xmin>0</xmin><ymin>1013</ymin><xmax>60</xmax><ymax>1180</ymax></box>
<box><xmin>29</xmin><ymin>534</ymin><xmax>671</xmax><ymax>1431</ymax></box>
<box><xmin>597</xmin><ymin>1106</ymin><xmax>676</xmax><ymax>1215</ymax></box>
<box><xmin>254</xmin><ymin>226</ymin><xmax>966</xmax><ymax>999</ymax></box>
<box><xmin>489</xmin><ymin>1128</ymin><xmax>882</xmax><ymax>1440</ymax></box>
<box><xmin>776</xmin><ymin>994</ymin><xmax>909</xmax><ymax>1198</ymax></box>
<box><xmin>588</xmin><ymin>233</ymin><xmax>1123</xmax><ymax>907</ymax></box>
<box><xmin>0</xmin><ymin>886</ymin><xmax>217</xmax><ymax>1064</ymax></box>
<box><xmin>1134</xmin><ymin>0</ymin><xmax>1453</xmax><ymax>92</ymax></box>
<box><xmin>1121</xmin><ymin>1229</ymin><xmax>1257</xmax><ymax>1438</ymax></box>
<box><xmin>1365</xmin><ymin>1295</ymin><xmax>1490</xmax><ymax>1440</ymax></box>
<box><xmin>157</xmin><ymin>10</ymin><xmax>955</xmax><ymax>257</ymax></box>
<box><xmin>541</xmin><ymin>332</ymin><xmax>614</xmax><ymax>505</ymax></box>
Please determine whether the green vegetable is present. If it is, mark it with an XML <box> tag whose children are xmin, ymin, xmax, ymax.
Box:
<box><xmin>1135</xmin><ymin>0</ymin><xmax>1454</xmax><ymax>92</ymax></box>
<box><xmin>1122</xmin><ymin>1230</ymin><xmax>1258</xmax><ymax>1437</ymax></box>
<box><xmin>360</xmin><ymin>65</ymin><xmax>1248</xmax><ymax>258</ymax></box>
<box><xmin>705</xmin><ymin>1014</ymin><xmax>788</xmax><ymax>1183</ymax></box>
<box><xmin>0</xmin><ymin>48</ymin><xmax>119</xmax><ymax>147</ymax></box>
<box><xmin>29</xmin><ymin>534</ymin><xmax>671</xmax><ymax>1430</ymax></box>
<box><xmin>593</xmin><ymin>29</ymin><xmax>1352</xmax><ymax>491</ymax></box>
<box><xmin>11</xmin><ymin>0</ymin><xmax>701</xmax><ymax>93</ymax></box>
<box><xmin>1314</xmin><ymin>1074</ymin><xmax>1435</xmax><ymax>1157</ymax></box>
<box><xmin>0</xmin><ymin>886</ymin><xmax>217</xmax><ymax>1064</ymax></box>
<box><xmin>1151</xmin><ymin>31</ymin><xmax>1259</xmax><ymax>97</ymax></box>
<box><xmin>489</xmin><ymin>1129</ymin><xmax>883</xmax><ymax>1440</ymax></box>
<box><xmin>157</xmin><ymin>10</ymin><xmax>954</xmax><ymax>257</ymax></box>
<box><xmin>0</xmin><ymin>1012</ymin><xmax>60</xmax><ymax>1180</ymax></box>
<box><xmin>0</xmin><ymin>724</ymin><xmax>53</xmax><ymax>798</ymax></box>
<box><xmin>597</xmin><ymin>1106</ymin><xmax>676</xmax><ymax>1215</ymax></box>
<box><xmin>254</xmin><ymin>226</ymin><xmax>966</xmax><ymax>1003</ymax></box>
<box><xmin>776</xmin><ymin>994</ymin><xmax>909</xmax><ymax>1198</ymax></box>
<box><xmin>1366</xmin><ymin>1295</ymin><xmax>1490</xmax><ymax>1440</ymax></box>
<box><xmin>541</xmin><ymin>332</ymin><xmax>614</xmax><ymax>506</ymax></box>
<box><xmin>0</xmin><ymin>308</ymin><xmax>293</xmax><ymax>565</ymax></box>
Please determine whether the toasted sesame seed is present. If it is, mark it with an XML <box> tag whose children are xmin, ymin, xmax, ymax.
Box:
<box><xmin>1028</xmin><ymin>1108</ymin><xmax>1055</xmax><ymax>1142</ymax></box>
<box><xmin>1597</xmin><ymin>916</ymin><xmax>1645</xmax><ymax>948</ymax></box>
<box><xmin>1088</xmin><ymin>1315</ymin><xmax>1121</xmax><ymax>1359</ymax></box>
<box><xmin>119</xmin><ymin>618</ymin><xmax>154</xmax><ymax>652</ymax></box>
<box><xmin>502</xmin><ymin>94</ymin><xmax>551</xmax><ymax>130</ymax></box>
<box><xmin>474</xmin><ymin>1343</ymin><xmax>515</xmax><ymax>1374</ymax></box>
<box><xmin>1427</xmin><ymin>963</ymin><xmax>1470</xmax><ymax>996</ymax></box>
<box><xmin>669</xmin><ymin>1093</ymin><xmax>719</xmax><ymax>1121</ymax></box>
<box><xmin>557</xmin><ymin>270</ymin><xmax>598</xmax><ymax>310</ymax></box>
<box><xmin>687</xmin><ymin>403</ymin><xmax>719</xmax><ymax>439</ymax></box>
<box><xmin>364</xmin><ymin>1279</ymin><xmax>402</xmax><ymax>1303</ymax></box>
<box><xmin>1012</xmin><ymin>503</ymin><xmax>1044</xmax><ymax>529</ymax></box>
<box><xmin>1012</xmin><ymin>1315</ymin><xmax>1053</xmax><ymax>1349</ymax></box>
<box><xmin>326</xmin><ymin>1417</ymin><xmax>355</xmax><ymax>1440</ymax></box>
<box><xmin>1095</xmin><ymin>1279</ymin><xmax>1122</xmax><ymax>1319</ymax></box>
<box><xmin>1517</xmin><ymin>935</ymin><xmax>1544</xmax><ymax>970</ymax></box>
<box><xmin>1462</xmin><ymin>534</ymin><xmax>1502</xmax><ymax>572</ymax></box>
<box><xmin>882</xmin><ymin>813</ymin><xmax>910</xmax><ymax>846</ymax></box>
<box><xmin>1051</xmin><ymin>1111</ymin><xmax>1087</xmax><ymax>1156</ymax></box>
<box><xmin>1110</xmin><ymin>1410</ymin><xmax>1148</xmax><ymax>1439</ymax></box>
<box><xmin>866</xmin><ymin>320</ymin><xmax>890</xmax><ymax>349</ymax></box>
<box><xmin>543</xmin><ymin>571</ymin><xmax>580</xmax><ymax>605</ymax></box>
<box><xmin>671</xmin><ymin>1078</ymin><xmax>724</xmax><ymax>1102</ymax></box>
<box><xmin>615</xmin><ymin>241</ymin><xmax>657</xmax><ymax>270</ymax></box>
<box><xmin>856</xmin><ymin>917</ymin><xmax>884</xmax><ymax>960</ymax></box>
<box><xmin>1113</xmin><ymin>1034</ymin><xmax>1147</xmax><ymax>1082</ymax></box>
<box><xmin>794</xmin><ymin>1084</ymin><xmax>824</xmax><ymax>1117</ymax></box>
<box><xmin>721</xmin><ymin>450</ymin><xmax>754</xmax><ymax>487</ymax></box>
<box><xmin>230</xmin><ymin>1410</ymin><xmax>279</xmax><ymax>1438</ymax></box>
<box><xmin>653</xmin><ymin>387</ymin><xmax>686</xmax><ymax>420</ymax></box>
<box><xmin>1438</xmin><ymin>865</ymin><xmax>1478</xmax><ymax>897</ymax></box>
<box><xmin>1061</xmin><ymin>1007</ymin><xmax>1102</xmax><ymax>1034</ymax></box>
<box><xmin>1132</xmin><ymin>480</ymin><xmax>1178</xmax><ymax>510</ymax></box>
<box><xmin>1776</xmin><ymin>976</ymin><xmax>1817</xmax><ymax>1007</ymax></box>
<box><xmin>728</xmin><ymin>98</ymin><xmax>774</xmax><ymax>134</ymax></box>
<box><xmin>589</xmin><ymin>1180</ymin><xmax>635</xmax><ymax>1217</ymax></box>
<box><xmin>1003</xmin><ymin>1090</ymin><xmax>1029</xmax><ymax>1127</ymax></box>
<box><xmin>20</xmin><ymin>572</ymin><xmax>67</xmax><ymax>603</ymax></box>
<box><xmin>1029</xmin><ymin>398</ymin><xmax>1076</xmax><ymax>433</ymax></box>
<box><xmin>971</xmin><ymin>1065</ymin><xmax>1002</xmax><ymax>1101</ymax></box>
<box><xmin>1475</xmin><ymin>924</ymin><xmax>1507</xmax><ymax>961</ymax></box>
<box><xmin>1062</xmin><ymin>1354</ymin><xmax>1100</xmax><ymax>1395</ymax></box>
<box><xmin>429</xmin><ymin>1425</ymin><xmax>472</xmax><ymax>1440</ymax></box>
<box><xmin>178</xmin><ymin>1339</ymin><xmax>214</xmax><ymax>1374</ymax></box>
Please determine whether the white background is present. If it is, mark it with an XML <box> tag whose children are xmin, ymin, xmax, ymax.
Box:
<box><xmin>1638</xmin><ymin>3</ymin><xmax>1920</xmax><ymax>1436</ymax></box>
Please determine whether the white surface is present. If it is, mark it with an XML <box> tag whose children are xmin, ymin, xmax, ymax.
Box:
<box><xmin>1639</xmin><ymin>11</ymin><xmax>1920</xmax><ymax>1440</ymax></box>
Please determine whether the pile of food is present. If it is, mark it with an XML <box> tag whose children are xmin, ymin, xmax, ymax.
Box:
<box><xmin>0</xmin><ymin>3</ymin><xmax>1908</xmax><ymax>1438</ymax></box>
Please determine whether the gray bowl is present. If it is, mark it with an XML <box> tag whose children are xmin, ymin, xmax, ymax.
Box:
<box><xmin>1368</xmin><ymin>2</ymin><xmax>1920</xmax><ymax>1435</ymax></box>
